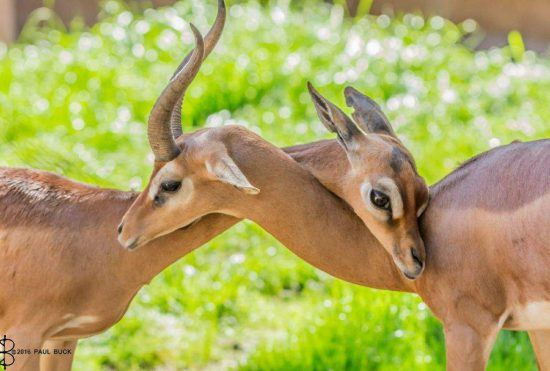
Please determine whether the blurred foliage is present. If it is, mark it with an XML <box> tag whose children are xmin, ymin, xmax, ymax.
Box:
<box><xmin>508</xmin><ymin>30</ymin><xmax>525</xmax><ymax>62</ymax></box>
<box><xmin>1</xmin><ymin>0</ymin><xmax>548</xmax><ymax>369</ymax></box>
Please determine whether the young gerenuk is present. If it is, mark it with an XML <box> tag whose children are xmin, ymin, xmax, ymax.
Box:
<box><xmin>308</xmin><ymin>83</ymin><xmax>429</xmax><ymax>279</ymax></box>
<box><xmin>119</xmin><ymin>21</ymin><xmax>550</xmax><ymax>370</ymax></box>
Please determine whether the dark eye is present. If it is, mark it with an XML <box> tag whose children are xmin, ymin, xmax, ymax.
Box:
<box><xmin>161</xmin><ymin>180</ymin><xmax>182</xmax><ymax>193</ymax></box>
<box><xmin>370</xmin><ymin>190</ymin><xmax>391</xmax><ymax>210</ymax></box>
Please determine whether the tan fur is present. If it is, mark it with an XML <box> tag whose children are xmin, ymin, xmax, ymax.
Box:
<box><xmin>1</xmin><ymin>137</ymin><xmax>416</xmax><ymax>370</ymax></box>
<box><xmin>307</xmin><ymin>84</ymin><xmax>430</xmax><ymax>280</ymax></box>
<box><xmin>2</xmin><ymin>136</ymin><xmax>548</xmax><ymax>371</ymax></box>
<box><xmin>529</xmin><ymin>330</ymin><xmax>550</xmax><ymax>370</ymax></box>
<box><xmin>124</xmin><ymin>128</ymin><xmax>549</xmax><ymax>371</ymax></box>
<box><xmin>287</xmin><ymin>138</ymin><xmax>550</xmax><ymax>370</ymax></box>
<box><xmin>335</xmin><ymin>135</ymin><xmax>430</xmax><ymax>281</ymax></box>
<box><xmin>2</xmin><ymin>0</ymin><xmax>547</xmax><ymax>365</ymax></box>
<box><xmin>0</xmin><ymin>168</ymin><xmax>240</xmax><ymax>370</ymax></box>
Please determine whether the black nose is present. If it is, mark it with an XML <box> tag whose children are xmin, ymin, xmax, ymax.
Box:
<box><xmin>411</xmin><ymin>247</ymin><xmax>424</xmax><ymax>269</ymax></box>
<box><xmin>117</xmin><ymin>223</ymin><xmax>123</xmax><ymax>235</ymax></box>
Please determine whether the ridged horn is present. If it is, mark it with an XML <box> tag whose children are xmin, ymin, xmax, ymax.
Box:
<box><xmin>170</xmin><ymin>0</ymin><xmax>226</xmax><ymax>139</ymax></box>
<box><xmin>147</xmin><ymin>24</ymin><xmax>205</xmax><ymax>162</ymax></box>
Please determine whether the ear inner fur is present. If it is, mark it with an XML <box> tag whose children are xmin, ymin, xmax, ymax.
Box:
<box><xmin>307</xmin><ymin>82</ymin><xmax>364</xmax><ymax>150</ymax></box>
<box><xmin>206</xmin><ymin>155</ymin><xmax>260</xmax><ymax>195</ymax></box>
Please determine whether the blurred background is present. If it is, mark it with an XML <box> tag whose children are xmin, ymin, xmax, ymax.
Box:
<box><xmin>1</xmin><ymin>0</ymin><xmax>549</xmax><ymax>369</ymax></box>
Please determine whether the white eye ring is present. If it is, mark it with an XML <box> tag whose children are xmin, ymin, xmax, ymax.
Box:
<box><xmin>360</xmin><ymin>178</ymin><xmax>404</xmax><ymax>221</ymax></box>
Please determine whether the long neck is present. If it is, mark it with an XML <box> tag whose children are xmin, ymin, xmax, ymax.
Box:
<box><xmin>77</xmin><ymin>193</ymin><xmax>239</xmax><ymax>290</ymax></box>
<box><xmin>224</xmin><ymin>136</ymin><xmax>413</xmax><ymax>292</ymax></box>
<box><xmin>120</xmin><ymin>214</ymin><xmax>239</xmax><ymax>287</ymax></box>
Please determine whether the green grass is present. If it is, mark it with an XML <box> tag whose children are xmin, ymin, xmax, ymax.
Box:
<box><xmin>1</xmin><ymin>0</ymin><xmax>549</xmax><ymax>369</ymax></box>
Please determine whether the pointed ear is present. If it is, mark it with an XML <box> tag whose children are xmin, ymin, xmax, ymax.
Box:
<box><xmin>307</xmin><ymin>82</ymin><xmax>365</xmax><ymax>151</ymax></box>
<box><xmin>344</xmin><ymin>86</ymin><xmax>396</xmax><ymax>137</ymax></box>
<box><xmin>205</xmin><ymin>154</ymin><xmax>260</xmax><ymax>195</ymax></box>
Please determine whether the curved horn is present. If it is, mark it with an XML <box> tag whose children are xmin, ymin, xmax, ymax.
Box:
<box><xmin>170</xmin><ymin>0</ymin><xmax>226</xmax><ymax>139</ymax></box>
<box><xmin>147</xmin><ymin>24</ymin><xmax>205</xmax><ymax>162</ymax></box>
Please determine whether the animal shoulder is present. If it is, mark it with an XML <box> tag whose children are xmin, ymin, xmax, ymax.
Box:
<box><xmin>430</xmin><ymin>139</ymin><xmax>549</xmax><ymax>211</ymax></box>
<box><xmin>0</xmin><ymin>168</ymin><xmax>133</xmax><ymax>227</ymax></box>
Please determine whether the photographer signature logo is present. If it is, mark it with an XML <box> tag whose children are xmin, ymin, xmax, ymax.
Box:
<box><xmin>0</xmin><ymin>335</ymin><xmax>15</xmax><ymax>370</ymax></box>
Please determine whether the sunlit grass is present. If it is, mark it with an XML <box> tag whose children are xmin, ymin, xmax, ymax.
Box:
<box><xmin>1</xmin><ymin>0</ymin><xmax>548</xmax><ymax>369</ymax></box>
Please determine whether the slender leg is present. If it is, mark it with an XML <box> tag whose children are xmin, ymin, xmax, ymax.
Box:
<box><xmin>529</xmin><ymin>330</ymin><xmax>550</xmax><ymax>371</ymax></box>
<box><xmin>40</xmin><ymin>340</ymin><xmax>78</xmax><ymax>371</ymax></box>
<box><xmin>2</xmin><ymin>328</ymin><xmax>43</xmax><ymax>371</ymax></box>
<box><xmin>444</xmin><ymin>322</ymin><xmax>500</xmax><ymax>371</ymax></box>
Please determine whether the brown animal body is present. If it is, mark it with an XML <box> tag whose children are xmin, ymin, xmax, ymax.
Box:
<box><xmin>116</xmin><ymin>20</ymin><xmax>550</xmax><ymax>364</ymax></box>
<box><xmin>1</xmin><ymin>0</ymin><xmax>548</xmax><ymax>369</ymax></box>
<box><xmin>0</xmin><ymin>167</ymin><xmax>240</xmax><ymax>370</ymax></box>
<box><xmin>1</xmin><ymin>134</ymin><xmax>548</xmax><ymax>371</ymax></box>
<box><xmin>300</xmin><ymin>84</ymin><xmax>550</xmax><ymax>369</ymax></box>
<box><xmin>1</xmin><ymin>133</ymin><xmax>420</xmax><ymax>370</ymax></box>
<box><xmin>419</xmin><ymin>139</ymin><xmax>550</xmax><ymax>369</ymax></box>
<box><xmin>307</xmin><ymin>83</ymin><xmax>430</xmax><ymax>279</ymax></box>
<box><xmin>289</xmin><ymin>137</ymin><xmax>550</xmax><ymax>369</ymax></box>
